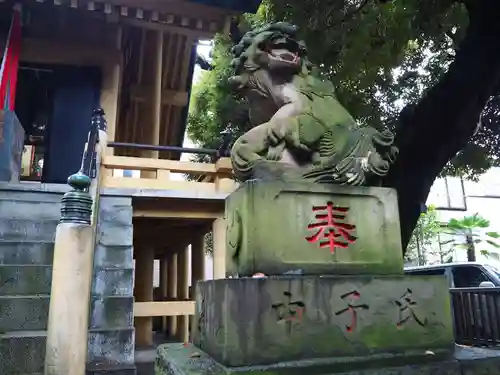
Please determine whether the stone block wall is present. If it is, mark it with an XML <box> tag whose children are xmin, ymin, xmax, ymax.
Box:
<box><xmin>0</xmin><ymin>185</ymin><xmax>136</xmax><ymax>375</ymax></box>
<box><xmin>88</xmin><ymin>195</ymin><xmax>135</xmax><ymax>373</ymax></box>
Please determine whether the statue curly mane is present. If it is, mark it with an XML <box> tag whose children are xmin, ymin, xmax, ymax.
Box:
<box><xmin>228</xmin><ymin>22</ymin><xmax>310</xmax><ymax>91</ymax></box>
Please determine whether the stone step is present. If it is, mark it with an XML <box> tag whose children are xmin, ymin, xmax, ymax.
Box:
<box><xmin>25</xmin><ymin>370</ymin><xmax>137</xmax><ymax>375</ymax></box>
<box><xmin>92</xmin><ymin>268</ymin><xmax>134</xmax><ymax>297</ymax></box>
<box><xmin>0</xmin><ymin>200</ymin><xmax>61</xmax><ymax>220</ymax></box>
<box><xmin>0</xmin><ymin>190</ymin><xmax>64</xmax><ymax>203</ymax></box>
<box><xmin>0</xmin><ymin>328</ymin><xmax>135</xmax><ymax>375</ymax></box>
<box><xmin>27</xmin><ymin>368</ymin><xmax>137</xmax><ymax>375</ymax></box>
<box><xmin>0</xmin><ymin>265</ymin><xmax>52</xmax><ymax>295</ymax></box>
<box><xmin>0</xmin><ymin>330</ymin><xmax>46</xmax><ymax>375</ymax></box>
<box><xmin>0</xmin><ymin>265</ymin><xmax>133</xmax><ymax>296</ymax></box>
<box><xmin>87</xmin><ymin>363</ymin><xmax>137</xmax><ymax>375</ymax></box>
<box><xmin>0</xmin><ymin>296</ymin><xmax>49</xmax><ymax>332</ymax></box>
<box><xmin>0</xmin><ymin>218</ymin><xmax>58</xmax><ymax>242</ymax></box>
<box><xmin>0</xmin><ymin>241</ymin><xmax>54</xmax><ymax>265</ymax></box>
<box><xmin>0</xmin><ymin>296</ymin><xmax>134</xmax><ymax>331</ymax></box>
<box><xmin>88</xmin><ymin>327</ymin><xmax>135</xmax><ymax>366</ymax></box>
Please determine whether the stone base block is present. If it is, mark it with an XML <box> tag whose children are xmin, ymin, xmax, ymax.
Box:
<box><xmin>155</xmin><ymin>344</ymin><xmax>500</xmax><ymax>375</ymax></box>
<box><xmin>192</xmin><ymin>275</ymin><xmax>453</xmax><ymax>367</ymax></box>
<box><xmin>225</xmin><ymin>181</ymin><xmax>403</xmax><ymax>276</ymax></box>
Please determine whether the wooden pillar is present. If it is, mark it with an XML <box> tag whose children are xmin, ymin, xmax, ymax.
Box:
<box><xmin>100</xmin><ymin>58</ymin><xmax>121</xmax><ymax>145</ymax></box>
<box><xmin>213</xmin><ymin>217</ymin><xmax>226</xmax><ymax>279</ymax></box>
<box><xmin>151</xmin><ymin>29</ymin><xmax>163</xmax><ymax>158</ymax></box>
<box><xmin>141</xmin><ymin>29</ymin><xmax>163</xmax><ymax>179</ymax></box>
<box><xmin>45</xmin><ymin>224</ymin><xmax>94</xmax><ymax>375</ymax></box>
<box><xmin>191</xmin><ymin>234</ymin><xmax>205</xmax><ymax>290</ymax></box>
<box><xmin>159</xmin><ymin>257</ymin><xmax>168</xmax><ymax>332</ymax></box>
<box><xmin>177</xmin><ymin>246</ymin><xmax>189</xmax><ymax>342</ymax></box>
<box><xmin>166</xmin><ymin>252</ymin><xmax>178</xmax><ymax>337</ymax></box>
<box><xmin>134</xmin><ymin>247</ymin><xmax>155</xmax><ymax>347</ymax></box>
<box><xmin>100</xmin><ymin>25</ymin><xmax>121</xmax><ymax>178</ymax></box>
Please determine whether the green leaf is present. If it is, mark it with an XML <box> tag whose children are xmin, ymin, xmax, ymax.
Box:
<box><xmin>486</xmin><ymin>231</ymin><xmax>500</xmax><ymax>239</ymax></box>
<box><xmin>481</xmin><ymin>251</ymin><xmax>500</xmax><ymax>261</ymax></box>
<box><xmin>485</xmin><ymin>239</ymin><xmax>500</xmax><ymax>249</ymax></box>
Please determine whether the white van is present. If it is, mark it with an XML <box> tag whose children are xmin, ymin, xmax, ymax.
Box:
<box><xmin>404</xmin><ymin>262</ymin><xmax>500</xmax><ymax>288</ymax></box>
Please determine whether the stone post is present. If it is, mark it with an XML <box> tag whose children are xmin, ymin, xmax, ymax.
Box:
<box><xmin>44</xmin><ymin>173</ymin><xmax>94</xmax><ymax>375</ymax></box>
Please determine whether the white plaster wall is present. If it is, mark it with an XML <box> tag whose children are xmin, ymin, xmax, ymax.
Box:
<box><xmin>425</xmin><ymin>168</ymin><xmax>500</xmax><ymax>267</ymax></box>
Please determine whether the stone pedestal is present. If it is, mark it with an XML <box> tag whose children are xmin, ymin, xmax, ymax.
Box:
<box><xmin>191</xmin><ymin>276</ymin><xmax>454</xmax><ymax>367</ymax></box>
<box><xmin>155</xmin><ymin>181</ymin><xmax>500</xmax><ymax>374</ymax></box>
<box><xmin>0</xmin><ymin>110</ymin><xmax>24</xmax><ymax>182</ymax></box>
<box><xmin>156</xmin><ymin>344</ymin><xmax>500</xmax><ymax>375</ymax></box>
<box><xmin>226</xmin><ymin>181</ymin><xmax>403</xmax><ymax>276</ymax></box>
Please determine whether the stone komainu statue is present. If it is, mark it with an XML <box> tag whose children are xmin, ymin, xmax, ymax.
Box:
<box><xmin>228</xmin><ymin>22</ymin><xmax>398</xmax><ymax>185</ymax></box>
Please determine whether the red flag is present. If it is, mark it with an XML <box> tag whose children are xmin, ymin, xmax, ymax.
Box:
<box><xmin>0</xmin><ymin>5</ymin><xmax>22</xmax><ymax>111</ymax></box>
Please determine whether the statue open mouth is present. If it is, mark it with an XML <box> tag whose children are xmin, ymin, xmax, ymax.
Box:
<box><xmin>269</xmin><ymin>48</ymin><xmax>300</xmax><ymax>67</ymax></box>
<box><xmin>264</xmin><ymin>37</ymin><xmax>301</xmax><ymax>68</ymax></box>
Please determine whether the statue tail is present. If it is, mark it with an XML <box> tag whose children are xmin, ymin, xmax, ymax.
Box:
<box><xmin>303</xmin><ymin>127</ymin><xmax>398</xmax><ymax>185</ymax></box>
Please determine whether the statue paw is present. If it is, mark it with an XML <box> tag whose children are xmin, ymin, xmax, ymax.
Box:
<box><xmin>266</xmin><ymin>147</ymin><xmax>283</xmax><ymax>161</ymax></box>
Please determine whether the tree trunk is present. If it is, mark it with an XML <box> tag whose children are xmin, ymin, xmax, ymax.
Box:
<box><xmin>466</xmin><ymin>232</ymin><xmax>476</xmax><ymax>262</ymax></box>
<box><xmin>383</xmin><ymin>1</ymin><xmax>500</xmax><ymax>253</ymax></box>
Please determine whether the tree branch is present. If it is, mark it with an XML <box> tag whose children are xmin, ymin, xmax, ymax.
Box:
<box><xmin>383</xmin><ymin>2</ymin><xmax>500</xmax><ymax>252</ymax></box>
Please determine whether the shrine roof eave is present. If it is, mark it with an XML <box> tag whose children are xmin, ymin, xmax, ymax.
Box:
<box><xmin>186</xmin><ymin>0</ymin><xmax>262</xmax><ymax>13</ymax></box>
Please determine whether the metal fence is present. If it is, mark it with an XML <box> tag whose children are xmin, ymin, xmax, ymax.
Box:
<box><xmin>450</xmin><ymin>287</ymin><xmax>500</xmax><ymax>347</ymax></box>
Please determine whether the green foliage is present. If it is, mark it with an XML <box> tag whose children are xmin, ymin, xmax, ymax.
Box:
<box><xmin>187</xmin><ymin>34</ymin><xmax>247</xmax><ymax>152</ymax></box>
<box><xmin>204</xmin><ymin>231</ymin><xmax>213</xmax><ymax>256</ymax></box>
<box><xmin>187</xmin><ymin>0</ymin><xmax>500</xmax><ymax>179</ymax></box>
<box><xmin>441</xmin><ymin>214</ymin><xmax>500</xmax><ymax>260</ymax></box>
<box><xmin>405</xmin><ymin>205</ymin><xmax>442</xmax><ymax>265</ymax></box>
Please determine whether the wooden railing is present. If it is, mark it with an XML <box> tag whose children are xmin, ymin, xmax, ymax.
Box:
<box><xmin>45</xmin><ymin>108</ymin><xmax>109</xmax><ymax>375</ymax></box>
<box><xmin>450</xmin><ymin>287</ymin><xmax>500</xmax><ymax>347</ymax></box>
<box><xmin>134</xmin><ymin>301</ymin><xmax>195</xmax><ymax>317</ymax></box>
<box><xmin>101</xmin><ymin>155</ymin><xmax>236</xmax><ymax>193</ymax></box>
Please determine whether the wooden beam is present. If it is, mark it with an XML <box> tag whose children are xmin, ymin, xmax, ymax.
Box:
<box><xmin>21</xmin><ymin>38</ymin><xmax>120</xmax><ymax>66</ymax></box>
<box><xmin>133</xmin><ymin>209</ymin><xmax>221</xmax><ymax>219</ymax></box>
<box><xmin>103</xmin><ymin>155</ymin><xmax>216</xmax><ymax>174</ymax></box>
<box><xmin>103</xmin><ymin>176</ymin><xmax>220</xmax><ymax>192</ymax></box>
<box><xmin>119</xmin><ymin>17</ymin><xmax>214</xmax><ymax>39</ymax></box>
<box><xmin>134</xmin><ymin>301</ymin><xmax>195</xmax><ymax>317</ymax></box>
<box><xmin>130</xmin><ymin>85</ymin><xmax>189</xmax><ymax>107</ymax></box>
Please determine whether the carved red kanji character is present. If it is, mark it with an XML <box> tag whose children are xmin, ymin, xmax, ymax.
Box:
<box><xmin>335</xmin><ymin>290</ymin><xmax>369</xmax><ymax>332</ymax></box>
<box><xmin>305</xmin><ymin>201</ymin><xmax>357</xmax><ymax>253</ymax></box>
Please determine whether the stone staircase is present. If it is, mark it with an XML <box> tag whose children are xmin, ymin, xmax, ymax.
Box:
<box><xmin>0</xmin><ymin>186</ymin><xmax>136</xmax><ymax>375</ymax></box>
